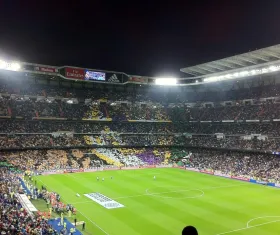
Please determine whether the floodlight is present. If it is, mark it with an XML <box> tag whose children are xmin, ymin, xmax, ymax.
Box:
<box><xmin>250</xmin><ymin>70</ymin><xmax>256</xmax><ymax>75</ymax></box>
<box><xmin>155</xmin><ymin>78</ymin><xmax>177</xmax><ymax>85</ymax></box>
<box><xmin>204</xmin><ymin>77</ymin><xmax>217</xmax><ymax>82</ymax></box>
<box><xmin>225</xmin><ymin>74</ymin><xmax>232</xmax><ymax>79</ymax></box>
<box><xmin>10</xmin><ymin>62</ymin><xmax>21</xmax><ymax>71</ymax></box>
<box><xmin>67</xmin><ymin>100</ymin><xmax>73</xmax><ymax>104</ymax></box>
<box><xmin>0</xmin><ymin>60</ymin><xmax>7</xmax><ymax>69</ymax></box>
<box><xmin>269</xmin><ymin>66</ymin><xmax>279</xmax><ymax>72</ymax></box>
<box><xmin>262</xmin><ymin>68</ymin><xmax>268</xmax><ymax>73</ymax></box>
<box><xmin>240</xmin><ymin>71</ymin><xmax>248</xmax><ymax>76</ymax></box>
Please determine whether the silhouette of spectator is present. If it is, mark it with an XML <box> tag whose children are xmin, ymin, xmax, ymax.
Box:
<box><xmin>182</xmin><ymin>226</ymin><xmax>198</xmax><ymax>235</ymax></box>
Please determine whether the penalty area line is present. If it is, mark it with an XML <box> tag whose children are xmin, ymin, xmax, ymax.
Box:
<box><xmin>216</xmin><ymin>219</ymin><xmax>280</xmax><ymax>235</ymax></box>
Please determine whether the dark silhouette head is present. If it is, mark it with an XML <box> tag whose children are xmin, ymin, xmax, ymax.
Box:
<box><xmin>182</xmin><ymin>226</ymin><xmax>198</xmax><ymax>235</ymax></box>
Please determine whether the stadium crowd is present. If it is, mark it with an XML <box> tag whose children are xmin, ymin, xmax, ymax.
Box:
<box><xmin>188</xmin><ymin>150</ymin><xmax>280</xmax><ymax>182</ymax></box>
<box><xmin>2</xmin><ymin>78</ymin><xmax>280</xmax><ymax>102</ymax></box>
<box><xmin>0</xmin><ymin>166</ymin><xmax>57</xmax><ymax>234</ymax></box>
<box><xmin>1</xmin><ymin>133</ymin><xmax>280</xmax><ymax>152</ymax></box>
<box><xmin>3</xmin><ymin>95</ymin><xmax>280</xmax><ymax>121</ymax></box>
<box><xmin>2</xmin><ymin>79</ymin><xmax>280</xmax><ymax>234</ymax></box>
<box><xmin>2</xmin><ymin>82</ymin><xmax>280</xmax><ymax>123</ymax></box>
<box><xmin>1</xmin><ymin>148</ymin><xmax>280</xmax><ymax>183</ymax></box>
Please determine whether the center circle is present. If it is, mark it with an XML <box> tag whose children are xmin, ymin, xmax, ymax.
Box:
<box><xmin>145</xmin><ymin>186</ymin><xmax>204</xmax><ymax>199</ymax></box>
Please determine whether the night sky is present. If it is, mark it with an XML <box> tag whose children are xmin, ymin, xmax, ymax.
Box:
<box><xmin>0</xmin><ymin>0</ymin><xmax>280</xmax><ymax>77</ymax></box>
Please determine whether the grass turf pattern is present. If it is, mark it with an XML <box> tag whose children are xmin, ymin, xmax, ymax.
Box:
<box><xmin>35</xmin><ymin>168</ymin><xmax>280</xmax><ymax>235</ymax></box>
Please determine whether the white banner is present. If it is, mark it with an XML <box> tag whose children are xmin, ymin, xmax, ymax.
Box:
<box><xmin>214</xmin><ymin>172</ymin><xmax>231</xmax><ymax>178</ymax></box>
<box><xmin>84</xmin><ymin>193</ymin><xmax>124</xmax><ymax>209</ymax></box>
<box><xmin>17</xmin><ymin>194</ymin><xmax>37</xmax><ymax>212</ymax></box>
<box><xmin>156</xmin><ymin>164</ymin><xmax>172</xmax><ymax>168</ymax></box>
<box><xmin>121</xmin><ymin>166</ymin><xmax>141</xmax><ymax>170</ymax></box>
<box><xmin>84</xmin><ymin>168</ymin><xmax>104</xmax><ymax>172</ymax></box>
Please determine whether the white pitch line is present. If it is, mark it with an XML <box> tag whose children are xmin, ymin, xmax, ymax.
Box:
<box><xmin>36</xmin><ymin>178</ymin><xmax>110</xmax><ymax>235</ymax></box>
<box><xmin>216</xmin><ymin>219</ymin><xmax>280</xmax><ymax>235</ymax></box>
<box><xmin>73</xmin><ymin>183</ymin><xmax>247</xmax><ymax>202</ymax></box>
<box><xmin>246</xmin><ymin>215</ymin><xmax>280</xmax><ymax>228</ymax></box>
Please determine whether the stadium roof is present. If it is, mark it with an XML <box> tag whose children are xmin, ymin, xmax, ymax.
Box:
<box><xmin>180</xmin><ymin>44</ymin><xmax>280</xmax><ymax>79</ymax></box>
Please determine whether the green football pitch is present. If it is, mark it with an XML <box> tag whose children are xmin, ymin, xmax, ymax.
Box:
<box><xmin>35</xmin><ymin>168</ymin><xmax>280</xmax><ymax>235</ymax></box>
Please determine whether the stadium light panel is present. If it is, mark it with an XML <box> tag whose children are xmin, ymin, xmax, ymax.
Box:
<box><xmin>233</xmin><ymin>72</ymin><xmax>239</xmax><ymax>77</ymax></box>
<box><xmin>225</xmin><ymin>74</ymin><xmax>232</xmax><ymax>79</ymax></box>
<box><xmin>10</xmin><ymin>62</ymin><xmax>21</xmax><ymax>71</ymax></box>
<box><xmin>204</xmin><ymin>77</ymin><xmax>218</xmax><ymax>82</ymax></box>
<box><xmin>269</xmin><ymin>65</ymin><xmax>279</xmax><ymax>72</ymax></box>
<box><xmin>203</xmin><ymin>64</ymin><xmax>280</xmax><ymax>84</ymax></box>
<box><xmin>0</xmin><ymin>60</ymin><xmax>7</xmax><ymax>69</ymax></box>
<box><xmin>250</xmin><ymin>70</ymin><xmax>256</xmax><ymax>75</ymax></box>
<box><xmin>155</xmin><ymin>78</ymin><xmax>177</xmax><ymax>86</ymax></box>
<box><xmin>262</xmin><ymin>68</ymin><xmax>268</xmax><ymax>73</ymax></box>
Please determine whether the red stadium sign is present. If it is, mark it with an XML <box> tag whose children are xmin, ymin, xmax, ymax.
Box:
<box><xmin>65</xmin><ymin>67</ymin><xmax>84</xmax><ymax>80</ymax></box>
<box><xmin>186</xmin><ymin>167</ymin><xmax>200</xmax><ymax>172</ymax></box>
<box><xmin>140</xmin><ymin>165</ymin><xmax>156</xmax><ymax>168</ymax></box>
<box><xmin>200</xmin><ymin>170</ymin><xmax>214</xmax><ymax>175</ymax></box>
<box><xmin>129</xmin><ymin>76</ymin><xmax>148</xmax><ymax>83</ymax></box>
<box><xmin>231</xmin><ymin>176</ymin><xmax>249</xmax><ymax>181</ymax></box>
<box><xmin>63</xmin><ymin>168</ymin><xmax>84</xmax><ymax>173</ymax></box>
<box><xmin>214</xmin><ymin>172</ymin><xmax>230</xmax><ymax>178</ymax></box>
<box><xmin>35</xmin><ymin>66</ymin><xmax>58</xmax><ymax>73</ymax></box>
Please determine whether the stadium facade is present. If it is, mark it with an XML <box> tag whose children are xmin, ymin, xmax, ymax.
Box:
<box><xmin>2</xmin><ymin>44</ymin><xmax>280</xmax><ymax>89</ymax></box>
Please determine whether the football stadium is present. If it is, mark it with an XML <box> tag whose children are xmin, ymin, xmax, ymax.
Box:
<box><xmin>2</xmin><ymin>44</ymin><xmax>280</xmax><ymax>235</ymax></box>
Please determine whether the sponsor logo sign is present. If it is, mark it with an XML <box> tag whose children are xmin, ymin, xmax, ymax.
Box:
<box><xmin>107</xmin><ymin>74</ymin><xmax>120</xmax><ymax>83</ymax></box>
<box><xmin>231</xmin><ymin>176</ymin><xmax>249</xmax><ymax>181</ymax></box>
<box><xmin>275</xmin><ymin>183</ymin><xmax>280</xmax><ymax>188</ymax></box>
<box><xmin>103</xmin><ymin>166</ymin><xmax>120</xmax><ymax>171</ymax></box>
<box><xmin>65</xmin><ymin>67</ymin><xmax>84</xmax><ymax>80</ymax></box>
<box><xmin>214</xmin><ymin>172</ymin><xmax>230</xmax><ymax>178</ymax></box>
<box><xmin>156</xmin><ymin>164</ymin><xmax>172</xmax><ymax>168</ymax></box>
<box><xmin>63</xmin><ymin>168</ymin><xmax>84</xmax><ymax>173</ymax></box>
<box><xmin>129</xmin><ymin>76</ymin><xmax>148</xmax><ymax>83</ymax></box>
<box><xmin>41</xmin><ymin>170</ymin><xmax>63</xmax><ymax>175</ymax></box>
<box><xmin>84</xmin><ymin>168</ymin><xmax>103</xmax><ymax>172</ymax></box>
<box><xmin>34</xmin><ymin>66</ymin><xmax>58</xmax><ymax>73</ymax></box>
<box><xmin>186</xmin><ymin>167</ymin><xmax>200</xmax><ymax>172</ymax></box>
<box><xmin>140</xmin><ymin>165</ymin><xmax>156</xmax><ymax>169</ymax></box>
<box><xmin>256</xmin><ymin>180</ymin><xmax>267</xmax><ymax>185</ymax></box>
<box><xmin>121</xmin><ymin>166</ymin><xmax>140</xmax><ymax>170</ymax></box>
<box><xmin>84</xmin><ymin>193</ymin><xmax>124</xmax><ymax>209</ymax></box>
<box><xmin>200</xmin><ymin>170</ymin><xmax>214</xmax><ymax>175</ymax></box>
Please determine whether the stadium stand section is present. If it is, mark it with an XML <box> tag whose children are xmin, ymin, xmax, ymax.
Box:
<box><xmin>2</xmin><ymin>45</ymin><xmax>280</xmax><ymax>233</ymax></box>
